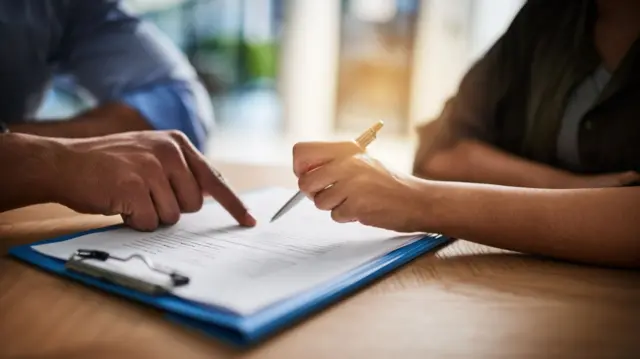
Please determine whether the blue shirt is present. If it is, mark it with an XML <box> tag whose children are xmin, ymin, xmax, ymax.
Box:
<box><xmin>0</xmin><ymin>0</ymin><xmax>213</xmax><ymax>150</ymax></box>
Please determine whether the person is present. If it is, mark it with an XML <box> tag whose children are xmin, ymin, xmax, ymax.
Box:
<box><xmin>0</xmin><ymin>130</ymin><xmax>256</xmax><ymax>231</ymax></box>
<box><xmin>290</xmin><ymin>0</ymin><xmax>640</xmax><ymax>268</ymax></box>
<box><xmin>412</xmin><ymin>0</ymin><xmax>640</xmax><ymax>189</ymax></box>
<box><xmin>291</xmin><ymin>141</ymin><xmax>639</xmax><ymax>268</ymax></box>
<box><xmin>0</xmin><ymin>0</ymin><xmax>212</xmax><ymax>150</ymax></box>
<box><xmin>0</xmin><ymin>1</ymin><xmax>257</xmax><ymax>230</ymax></box>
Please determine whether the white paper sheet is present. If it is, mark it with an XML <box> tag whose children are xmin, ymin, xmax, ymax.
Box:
<box><xmin>33</xmin><ymin>188</ymin><xmax>423</xmax><ymax>315</ymax></box>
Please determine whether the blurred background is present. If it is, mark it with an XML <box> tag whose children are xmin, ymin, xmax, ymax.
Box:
<box><xmin>38</xmin><ymin>0</ymin><xmax>523</xmax><ymax>172</ymax></box>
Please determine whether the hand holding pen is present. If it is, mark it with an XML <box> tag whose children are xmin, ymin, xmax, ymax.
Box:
<box><xmin>284</xmin><ymin>120</ymin><xmax>432</xmax><ymax>232</ymax></box>
<box><xmin>271</xmin><ymin>121</ymin><xmax>384</xmax><ymax>222</ymax></box>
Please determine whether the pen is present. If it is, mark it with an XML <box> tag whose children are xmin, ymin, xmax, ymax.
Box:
<box><xmin>270</xmin><ymin>120</ymin><xmax>384</xmax><ymax>222</ymax></box>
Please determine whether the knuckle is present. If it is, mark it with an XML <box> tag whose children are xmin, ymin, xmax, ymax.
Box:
<box><xmin>314</xmin><ymin>196</ymin><xmax>332</xmax><ymax>211</ymax></box>
<box><xmin>292</xmin><ymin>142</ymin><xmax>306</xmax><ymax>158</ymax></box>
<box><xmin>167</xmin><ymin>129</ymin><xmax>186</xmax><ymax>141</ymax></box>
<box><xmin>297</xmin><ymin>176</ymin><xmax>312</xmax><ymax>193</ymax></box>
<box><xmin>330</xmin><ymin>209</ymin><xmax>350</xmax><ymax>223</ymax></box>
<box><xmin>139</xmin><ymin>153</ymin><xmax>164</xmax><ymax>174</ymax></box>
<box><xmin>153</xmin><ymin>139</ymin><xmax>181</xmax><ymax>161</ymax></box>
<box><xmin>167</xmin><ymin>130</ymin><xmax>191</xmax><ymax>147</ymax></box>
<box><xmin>118</xmin><ymin>174</ymin><xmax>147</xmax><ymax>192</ymax></box>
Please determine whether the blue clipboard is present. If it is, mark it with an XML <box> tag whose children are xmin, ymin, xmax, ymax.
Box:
<box><xmin>9</xmin><ymin>223</ymin><xmax>449</xmax><ymax>347</ymax></box>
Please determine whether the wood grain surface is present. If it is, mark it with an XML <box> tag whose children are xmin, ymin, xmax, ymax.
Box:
<box><xmin>1</xmin><ymin>161</ymin><xmax>639</xmax><ymax>359</ymax></box>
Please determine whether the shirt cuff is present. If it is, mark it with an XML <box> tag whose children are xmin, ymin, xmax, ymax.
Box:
<box><xmin>121</xmin><ymin>82</ymin><xmax>210</xmax><ymax>151</ymax></box>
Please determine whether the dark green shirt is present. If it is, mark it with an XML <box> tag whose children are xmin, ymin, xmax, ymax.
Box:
<box><xmin>437</xmin><ymin>0</ymin><xmax>640</xmax><ymax>174</ymax></box>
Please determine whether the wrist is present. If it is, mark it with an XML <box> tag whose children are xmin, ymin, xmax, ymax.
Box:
<box><xmin>12</xmin><ymin>134</ymin><xmax>71</xmax><ymax>205</ymax></box>
<box><xmin>401</xmin><ymin>175</ymin><xmax>443</xmax><ymax>232</ymax></box>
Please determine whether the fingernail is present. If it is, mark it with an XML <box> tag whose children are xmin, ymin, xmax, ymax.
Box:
<box><xmin>244</xmin><ymin>212</ymin><xmax>257</xmax><ymax>227</ymax></box>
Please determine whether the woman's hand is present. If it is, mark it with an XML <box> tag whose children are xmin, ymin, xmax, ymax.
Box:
<box><xmin>557</xmin><ymin>171</ymin><xmax>640</xmax><ymax>189</ymax></box>
<box><xmin>292</xmin><ymin>141</ymin><xmax>430</xmax><ymax>232</ymax></box>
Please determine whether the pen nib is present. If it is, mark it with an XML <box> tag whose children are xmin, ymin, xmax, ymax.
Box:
<box><xmin>270</xmin><ymin>210</ymin><xmax>284</xmax><ymax>223</ymax></box>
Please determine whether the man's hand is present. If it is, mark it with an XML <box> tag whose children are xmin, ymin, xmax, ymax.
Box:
<box><xmin>53</xmin><ymin>130</ymin><xmax>255</xmax><ymax>231</ymax></box>
<box><xmin>293</xmin><ymin>141</ymin><xmax>427</xmax><ymax>232</ymax></box>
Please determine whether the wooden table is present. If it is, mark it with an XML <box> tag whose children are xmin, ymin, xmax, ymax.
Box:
<box><xmin>1</xmin><ymin>161</ymin><xmax>639</xmax><ymax>359</ymax></box>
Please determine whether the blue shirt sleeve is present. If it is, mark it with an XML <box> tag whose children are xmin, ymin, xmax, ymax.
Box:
<box><xmin>121</xmin><ymin>83</ymin><xmax>211</xmax><ymax>151</ymax></box>
<box><xmin>56</xmin><ymin>0</ymin><xmax>213</xmax><ymax>150</ymax></box>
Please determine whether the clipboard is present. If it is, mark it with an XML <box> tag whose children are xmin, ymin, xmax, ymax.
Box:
<box><xmin>65</xmin><ymin>248</ymin><xmax>190</xmax><ymax>295</ymax></box>
<box><xmin>9</xmin><ymin>222</ymin><xmax>450</xmax><ymax>346</ymax></box>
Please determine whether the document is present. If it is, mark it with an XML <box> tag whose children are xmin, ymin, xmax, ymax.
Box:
<box><xmin>33</xmin><ymin>188</ymin><xmax>424</xmax><ymax>315</ymax></box>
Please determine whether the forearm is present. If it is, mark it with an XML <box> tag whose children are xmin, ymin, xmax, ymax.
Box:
<box><xmin>9</xmin><ymin>103</ymin><xmax>151</xmax><ymax>138</ymax></box>
<box><xmin>56</xmin><ymin>0</ymin><xmax>212</xmax><ymax>149</ymax></box>
<box><xmin>419</xmin><ymin>139</ymin><xmax>572</xmax><ymax>188</ymax></box>
<box><xmin>0</xmin><ymin>133</ymin><xmax>65</xmax><ymax>211</ymax></box>
<box><xmin>421</xmin><ymin>180</ymin><xmax>640</xmax><ymax>268</ymax></box>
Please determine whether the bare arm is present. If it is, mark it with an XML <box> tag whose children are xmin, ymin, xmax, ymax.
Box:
<box><xmin>415</xmin><ymin>128</ymin><xmax>639</xmax><ymax>188</ymax></box>
<box><xmin>421</xmin><ymin>180</ymin><xmax>640</xmax><ymax>268</ymax></box>
<box><xmin>14</xmin><ymin>1</ymin><xmax>213</xmax><ymax>146</ymax></box>
<box><xmin>414</xmin><ymin>130</ymin><xmax>575</xmax><ymax>187</ymax></box>
<box><xmin>0</xmin><ymin>133</ymin><xmax>63</xmax><ymax>211</ymax></box>
<box><xmin>293</xmin><ymin>141</ymin><xmax>640</xmax><ymax>269</ymax></box>
<box><xmin>0</xmin><ymin>130</ymin><xmax>255</xmax><ymax>229</ymax></box>
<box><xmin>411</xmin><ymin>1</ymin><xmax>617</xmax><ymax>189</ymax></box>
<box><xmin>410</xmin><ymin>10</ymin><xmax>546</xmax><ymax>187</ymax></box>
<box><xmin>8</xmin><ymin>103</ymin><xmax>151</xmax><ymax>138</ymax></box>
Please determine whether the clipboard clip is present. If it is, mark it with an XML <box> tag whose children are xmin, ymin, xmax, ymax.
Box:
<box><xmin>65</xmin><ymin>249</ymin><xmax>190</xmax><ymax>296</ymax></box>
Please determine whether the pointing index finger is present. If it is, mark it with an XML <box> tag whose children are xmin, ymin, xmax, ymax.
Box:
<box><xmin>176</xmin><ymin>136</ymin><xmax>256</xmax><ymax>226</ymax></box>
<box><xmin>206</xmin><ymin>165</ymin><xmax>257</xmax><ymax>227</ymax></box>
